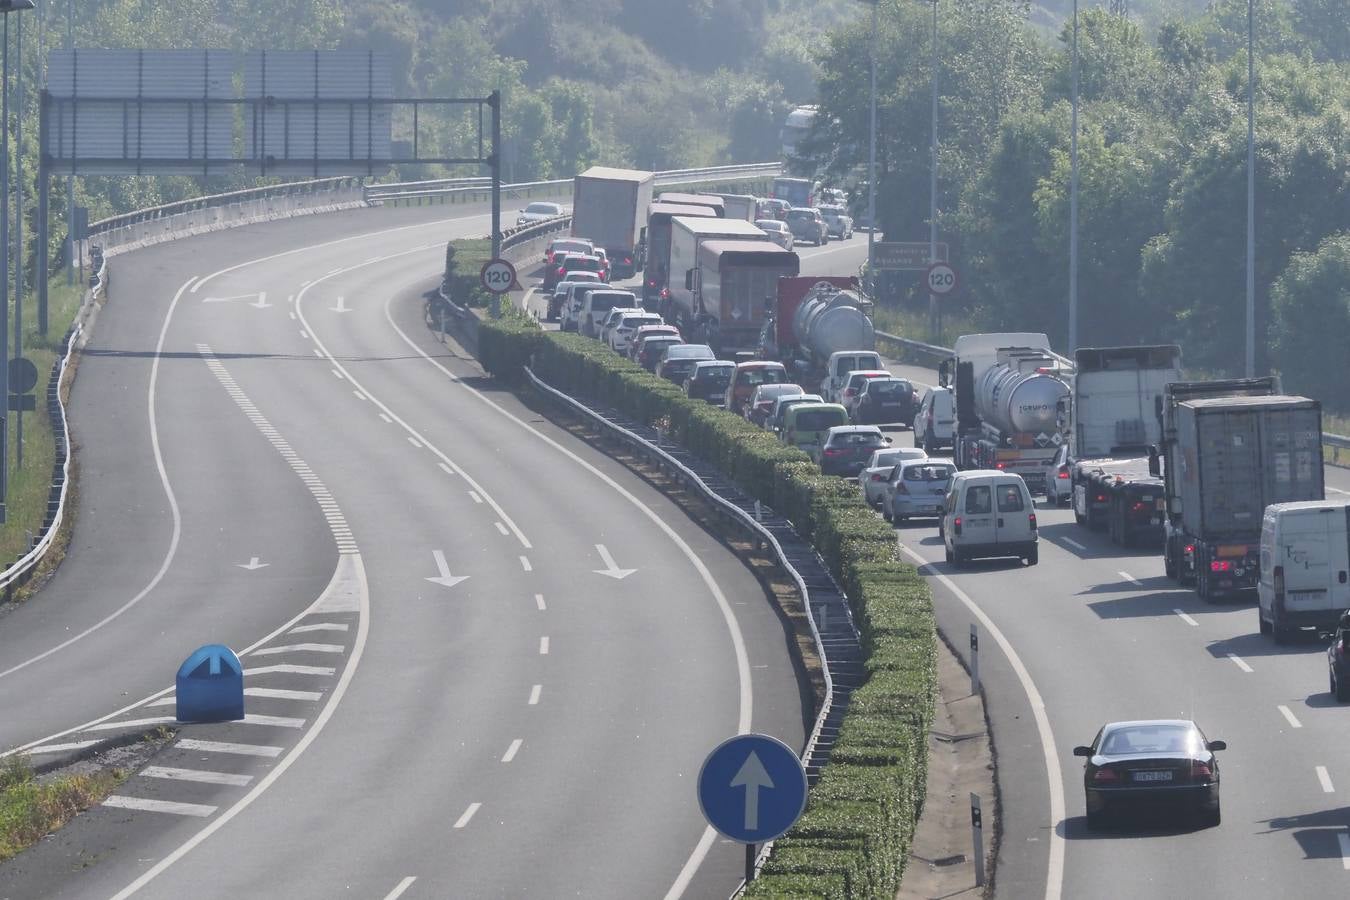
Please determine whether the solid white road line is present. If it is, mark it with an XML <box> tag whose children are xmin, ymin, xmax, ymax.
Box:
<box><xmin>1317</xmin><ymin>766</ymin><xmax>1335</xmax><ymax>793</ymax></box>
<box><xmin>1278</xmin><ymin>705</ymin><xmax>1303</xmax><ymax>728</ymax></box>
<box><xmin>176</xmin><ymin>739</ymin><xmax>282</xmax><ymax>758</ymax></box>
<box><xmin>897</xmin><ymin>545</ymin><xmax>1065</xmax><ymax>900</ymax></box>
<box><xmin>244</xmin><ymin>687</ymin><xmax>323</xmax><ymax>702</ymax></box>
<box><xmin>288</xmin><ymin>623</ymin><xmax>349</xmax><ymax>634</ymax></box>
<box><xmin>104</xmin><ymin>796</ymin><xmax>217</xmax><ymax>817</ymax></box>
<box><xmin>528</xmin><ymin>684</ymin><xmax>542</xmax><ymax>705</ymax></box>
<box><xmin>501</xmin><ymin>739</ymin><xmax>523</xmax><ymax>763</ymax></box>
<box><xmin>1227</xmin><ymin>653</ymin><xmax>1254</xmax><ymax>673</ymax></box>
<box><xmin>250</xmin><ymin>642</ymin><xmax>345</xmax><ymax>656</ymax></box>
<box><xmin>141</xmin><ymin>766</ymin><xmax>253</xmax><ymax>787</ymax></box>
<box><xmin>1173</xmin><ymin>609</ymin><xmax>1200</xmax><ymax>627</ymax></box>
<box><xmin>382</xmin><ymin>877</ymin><xmax>417</xmax><ymax>900</ymax></box>
<box><xmin>539</xmin><ymin>636</ymin><xmax>550</xmax><ymax>655</ymax></box>
<box><xmin>244</xmin><ymin>664</ymin><xmax>335</xmax><ymax>677</ymax></box>
<box><xmin>453</xmin><ymin>803</ymin><xmax>481</xmax><ymax>829</ymax></box>
<box><xmin>1339</xmin><ymin>832</ymin><xmax>1350</xmax><ymax>870</ymax></box>
<box><xmin>1063</xmin><ymin>538</ymin><xmax>1087</xmax><ymax>551</ymax></box>
<box><xmin>23</xmin><ymin>740</ymin><xmax>99</xmax><ymax>754</ymax></box>
<box><xmin>1118</xmin><ymin>571</ymin><xmax>1143</xmax><ymax>587</ymax></box>
<box><xmin>535</xmin><ymin>593</ymin><xmax>546</xmax><ymax>611</ymax></box>
<box><xmin>520</xmin><ymin>556</ymin><xmax>533</xmax><ymax>571</ymax></box>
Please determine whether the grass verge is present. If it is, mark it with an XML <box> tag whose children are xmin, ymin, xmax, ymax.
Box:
<box><xmin>0</xmin><ymin>755</ymin><xmax>126</xmax><ymax>863</ymax></box>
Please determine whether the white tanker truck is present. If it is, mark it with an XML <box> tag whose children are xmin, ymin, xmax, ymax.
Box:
<box><xmin>938</xmin><ymin>333</ymin><xmax>1071</xmax><ymax>494</ymax></box>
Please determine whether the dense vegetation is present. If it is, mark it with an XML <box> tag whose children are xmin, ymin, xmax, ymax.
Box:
<box><xmin>807</xmin><ymin>0</ymin><xmax>1347</xmax><ymax>400</ymax></box>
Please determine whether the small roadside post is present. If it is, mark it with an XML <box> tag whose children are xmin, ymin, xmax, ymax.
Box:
<box><xmin>969</xmin><ymin>623</ymin><xmax>980</xmax><ymax>695</ymax></box>
<box><xmin>971</xmin><ymin>793</ymin><xmax>985</xmax><ymax>887</ymax></box>
<box><xmin>698</xmin><ymin>733</ymin><xmax>808</xmax><ymax>886</ymax></box>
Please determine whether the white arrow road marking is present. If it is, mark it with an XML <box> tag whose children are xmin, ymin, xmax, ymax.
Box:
<box><xmin>237</xmin><ymin>557</ymin><xmax>269</xmax><ymax>570</ymax></box>
<box><xmin>425</xmin><ymin>550</ymin><xmax>470</xmax><ymax>588</ymax></box>
<box><xmin>730</xmin><ymin>751</ymin><xmax>774</xmax><ymax>831</ymax></box>
<box><xmin>330</xmin><ymin>295</ymin><xmax>351</xmax><ymax>313</ymax></box>
<box><xmin>593</xmin><ymin>544</ymin><xmax>637</xmax><ymax>580</ymax></box>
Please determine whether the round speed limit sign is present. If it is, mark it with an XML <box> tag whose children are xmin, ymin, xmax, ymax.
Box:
<box><xmin>925</xmin><ymin>262</ymin><xmax>958</xmax><ymax>296</ymax></box>
<box><xmin>480</xmin><ymin>258</ymin><xmax>518</xmax><ymax>295</ymax></box>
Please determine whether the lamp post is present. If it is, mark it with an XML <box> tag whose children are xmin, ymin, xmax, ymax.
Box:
<box><xmin>866</xmin><ymin>0</ymin><xmax>878</xmax><ymax>297</ymax></box>
<box><xmin>13</xmin><ymin>5</ymin><xmax>23</xmax><ymax>466</ymax></box>
<box><xmin>1245</xmin><ymin>0</ymin><xmax>1255</xmax><ymax>376</ymax></box>
<box><xmin>0</xmin><ymin>0</ymin><xmax>37</xmax><ymax>524</ymax></box>
<box><xmin>924</xmin><ymin>0</ymin><xmax>939</xmax><ymax>341</ymax></box>
<box><xmin>1068</xmin><ymin>0</ymin><xmax>1079</xmax><ymax>355</ymax></box>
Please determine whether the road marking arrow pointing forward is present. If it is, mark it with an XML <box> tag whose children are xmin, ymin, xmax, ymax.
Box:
<box><xmin>592</xmin><ymin>544</ymin><xmax>636</xmax><ymax>580</ymax></box>
<box><xmin>426</xmin><ymin>550</ymin><xmax>470</xmax><ymax>589</ymax></box>
<box><xmin>236</xmin><ymin>557</ymin><xmax>269</xmax><ymax>570</ymax></box>
<box><xmin>330</xmin><ymin>296</ymin><xmax>350</xmax><ymax>313</ymax></box>
<box><xmin>730</xmin><ymin>751</ymin><xmax>774</xmax><ymax>831</ymax></box>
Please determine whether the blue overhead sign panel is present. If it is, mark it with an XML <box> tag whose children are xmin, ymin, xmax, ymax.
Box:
<box><xmin>697</xmin><ymin>733</ymin><xmax>808</xmax><ymax>843</ymax></box>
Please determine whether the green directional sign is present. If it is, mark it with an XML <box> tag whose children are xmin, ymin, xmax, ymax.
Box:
<box><xmin>873</xmin><ymin>241</ymin><xmax>948</xmax><ymax>271</ymax></box>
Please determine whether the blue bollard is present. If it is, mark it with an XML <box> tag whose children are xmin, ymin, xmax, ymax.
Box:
<box><xmin>175</xmin><ymin>644</ymin><xmax>245</xmax><ymax>723</ymax></box>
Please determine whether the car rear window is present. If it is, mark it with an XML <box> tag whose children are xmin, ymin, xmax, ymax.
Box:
<box><xmin>965</xmin><ymin>485</ymin><xmax>992</xmax><ymax>514</ymax></box>
<box><xmin>589</xmin><ymin>295</ymin><xmax>621</xmax><ymax>312</ymax></box>
<box><xmin>830</xmin><ymin>432</ymin><xmax>885</xmax><ymax>447</ymax></box>
<box><xmin>868</xmin><ymin>381</ymin><xmax>911</xmax><ymax>396</ymax></box>
<box><xmin>741</xmin><ymin>367</ymin><xmax>786</xmax><ymax>386</ymax></box>
<box><xmin>796</xmin><ymin>410</ymin><xmax>846</xmax><ymax>431</ymax></box>
<box><xmin>1101</xmin><ymin>725</ymin><xmax>1196</xmax><ymax>755</ymax></box>
<box><xmin>905</xmin><ymin>464</ymin><xmax>955</xmax><ymax>482</ymax></box>
<box><xmin>567</xmin><ymin>258</ymin><xmax>601</xmax><ymax>271</ymax></box>
<box><xmin>996</xmin><ymin>484</ymin><xmax>1025</xmax><ymax>512</ymax></box>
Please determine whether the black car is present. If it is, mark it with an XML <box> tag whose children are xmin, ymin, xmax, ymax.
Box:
<box><xmin>685</xmin><ymin>362</ymin><xmax>736</xmax><ymax>405</ymax></box>
<box><xmin>853</xmin><ymin>377</ymin><xmax>918</xmax><ymax>426</ymax></box>
<box><xmin>1329</xmin><ymin>610</ymin><xmax>1350</xmax><ymax>701</ymax></box>
<box><xmin>819</xmin><ymin>425</ymin><xmax>890</xmax><ymax>477</ymax></box>
<box><xmin>1073</xmin><ymin>719</ymin><xmax>1224</xmax><ymax>829</ymax></box>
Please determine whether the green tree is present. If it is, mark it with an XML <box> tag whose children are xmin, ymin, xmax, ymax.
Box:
<box><xmin>1270</xmin><ymin>233</ymin><xmax>1350</xmax><ymax>407</ymax></box>
<box><xmin>1292</xmin><ymin>0</ymin><xmax>1350</xmax><ymax>61</ymax></box>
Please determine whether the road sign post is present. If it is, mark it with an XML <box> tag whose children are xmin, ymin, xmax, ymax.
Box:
<box><xmin>925</xmin><ymin>261</ymin><xmax>958</xmax><ymax>345</ymax></box>
<box><xmin>480</xmin><ymin>257</ymin><xmax>517</xmax><ymax>320</ymax></box>
<box><xmin>873</xmin><ymin>241</ymin><xmax>949</xmax><ymax>271</ymax></box>
<box><xmin>971</xmin><ymin>793</ymin><xmax>985</xmax><ymax>887</ymax></box>
<box><xmin>698</xmin><ymin>733</ymin><xmax>808</xmax><ymax>884</ymax></box>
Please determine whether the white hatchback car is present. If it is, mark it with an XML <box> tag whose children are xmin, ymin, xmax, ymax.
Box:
<box><xmin>882</xmin><ymin>458</ymin><xmax>957</xmax><ymax>524</ymax></box>
<box><xmin>608</xmin><ymin>312</ymin><xmax>664</xmax><ymax>353</ymax></box>
<box><xmin>860</xmin><ymin>447</ymin><xmax>928</xmax><ymax>507</ymax></box>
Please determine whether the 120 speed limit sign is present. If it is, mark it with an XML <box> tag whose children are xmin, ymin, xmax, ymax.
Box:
<box><xmin>480</xmin><ymin>258</ymin><xmax>518</xmax><ymax>294</ymax></box>
<box><xmin>925</xmin><ymin>262</ymin><xmax>959</xmax><ymax>296</ymax></box>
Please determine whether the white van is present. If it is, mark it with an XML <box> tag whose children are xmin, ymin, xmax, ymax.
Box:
<box><xmin>580</xmin><ymin>289</ymin><xmax>638</xmax><ymax>339</ymax></box>
<box><xmin>941</xmin><ymin>471</ymin><xmax>1038</xmax><ymax>567</ymax></box>
<box><xmin>1258</xmin><ymin>499</ymin><xmax>1350</xmax><ymax>642</ymax></box>
<box><xmin>915</xmin><ymin>386</ymin><xmax>956</xmax><ymax>454</ymax></box>
<box><xmin>821</xmin><ymin>351</ymin><xmax>884</xmax><ymax>403</ymax></box>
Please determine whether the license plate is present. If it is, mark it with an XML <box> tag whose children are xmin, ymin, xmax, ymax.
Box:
<box><xmin>1132</xmin><ymin>771</ymin><xmax>1173</xmax><ymax>782</ymax></box>
<box><xmin>1291</xmin><ymin>590</ymin><xmax>1327</xmax><ymax>602</ymax></box>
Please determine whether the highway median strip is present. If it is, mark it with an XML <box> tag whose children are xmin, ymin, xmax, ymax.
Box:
<box><xmin>0</xmin><ymin>754</ymin><xmax>127</xmax><ymax>863</ymax></box>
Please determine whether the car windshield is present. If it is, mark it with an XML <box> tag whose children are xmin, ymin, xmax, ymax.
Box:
<box><xmin>786</xmin><ymin>210</ymin><xmax>812</xmax><ymax>222</ymax></box>
<box><xmin>589</xmin><ymin>294</ymin><xmax>627</xmax><ymax>312</ymax></box>
<box><xmin>553</xmin><ymin>240</ymin><xmax>589</xmax><ymax>255</ymax></box>
<box><xmin>668</xmin><ymin>346</ymin><xmax>714</xmax><ymax>359</ymax></box>
<box><xmin>795</xmin><ymin>410</ymin><xmax>845</xmax><ymax>430</ymax></box>
<box><xmin>904</xmin><ymin>464</ymin><xmax>955</xmax><ymax>481</ymax></box>
<box><xmin>1101</xmin><ymin>725</ymin><xmax>1199</xmax><ymax>755</ymax></box>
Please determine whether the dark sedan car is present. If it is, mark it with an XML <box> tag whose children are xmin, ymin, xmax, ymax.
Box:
<box><xmin>656</xmin><ymin>344</ymin><xmax>716</xmax><ymax>384</ymax></box>
<box><xmin>853</xmin><ymin>377</ymin><xmax>918</xmax><ymax>426</ymax></box>
<box><xmin>1073</xmin><ymin>719</ymin><xmax>1224</xmax><ymax>829</ymax></box>
<box><xmin>1329</xmin><ymin>610</ymin><xmax>1350</xmax><ymax>701</ymax></box>
<box><xmin>684</xmin><ymin>361</ymin><xmax>736</xmax><ymax>405</ymax></box>
<box><xmin>819</xmin><ymin>425</ymin><xmax>890</xmax><ymax>478</ymax></box>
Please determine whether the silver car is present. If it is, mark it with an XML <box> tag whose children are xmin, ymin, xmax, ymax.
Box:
<box><xmin>754</xmin><ymin>219</ymin><xmax>794</xmax><ymax>250</ymax></box>
<box><xmin>882</xmin><ymin>458</ymin><xmax>957</xmax><ymax>524</ymax></box>
<box><xmin>860</xmin><ymin>447</ymin><xmax>928</xmax><ymax>507</ymax></box>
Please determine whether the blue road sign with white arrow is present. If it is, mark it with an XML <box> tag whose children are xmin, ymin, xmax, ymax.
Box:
<box><xmin>697</xmin><ymin>733</ymin><xmax>808</xmax><ymax>843</ymax></box>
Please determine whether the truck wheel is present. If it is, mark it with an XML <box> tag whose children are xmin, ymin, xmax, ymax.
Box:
<box><xmin>1197</xmin><ymin>573</ymin><xmax>1214</xmax><ymax>605</ymax></box>
<box><xmin>1272</xmin><ymin>621</ymin><xmax>1292</xmax><ymax>644</ymax></box>
<box><xmin>1336</xmin><ymin>671</ymin><xmax>1350</xmax><ymax>703</ymax></box>
<box><xmin>1164</xmin><ymin>546</ymin><xmax>1177</xmax><ymax>580</ymax></box>
<box><xmin>1258</xmin><ymin>609</ymin><xmax>1272</xmax><ymax>635</ymax></box>
<box><xmin>944</xmin><ymin>544</ymin><xmax>954</xmax><ymax>565</ymax></box>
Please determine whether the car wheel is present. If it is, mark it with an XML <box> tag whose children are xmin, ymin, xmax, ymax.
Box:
<box><xmin>1197</xmin><ymin>572</ymin><xmax>1215</xmax><ymax>605</ymax></box>
<box><xmin>1164</xmin><ymin>546</ymin><xmax>1178</xmax><ymax>579</ymax></box>
<box><xmin>1272</xmin><ymin>617</ymin><xmax>1293</xmax><ymax>644</ymax></box>
<box><xmin>944</xmin><ymin>544</ymin><xmax>953</xmax><ymax>565</ymax></box>
<box><xmin>1085</xmin><ymin>806</ymin><xmax>1106</xmax><ymax>831</ymax></box>
<box><xmin>1259</xmin><ymin>609</ymin><xmax>1272</xmax><ymax>635</ymax></box>
<box><xmin>952</xmin><ymin>548</ymin><xmax>966</xmax><ymax>569</ymax></box>
<box><xmin>1026</xmin><ymin>547</ymin><xmax>1039</xmax><ymax>566</ymax></box>
<box><xmin>1336</xmin><ymin>671</ymin><xmax>1350</xmax><ymax>702</ymax></box>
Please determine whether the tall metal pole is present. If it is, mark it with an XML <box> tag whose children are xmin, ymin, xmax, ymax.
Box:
<box><xmin>12</xmin><ymin>8</ymin><xmax>20</xmax><ymax>466</ymax></box>
<box><xmin>0</xmin><ymin>13</ymin><xmax>10</xmax><ymax>522</ymax></box>
<box><xmin>866</xmin><ymin>0</ymin><xmax>877</xmax><ymax>297</ymax></box>
<box><xmin>489</xmin><ymin>89</ymin><xmax>501</xmax><ymax>318</ymax></box>
<box><xmin>1068</xmin><ymin>0</ymin><xmax>1079</xmax><ymax>355</ymax></box>
<box><xmin>1245</xmin><ymin>0</ymin><xmax>1255</xmax><ymax>377</ymax></box>
<box><xmin>65</xmin><ymin>0</ymin><xmax>72</xmax><ymax>286</ymax></box>
<box><xmin>927</xmin><ymin>0</ymin><xmax>938</xmax><ymax>341</ymax></box>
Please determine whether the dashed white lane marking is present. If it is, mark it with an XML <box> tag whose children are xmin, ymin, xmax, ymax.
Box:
<box><xmin>535</xmin><ymin>593</ymin><xmax>546</xmax><ymax>611</ymax></box>
<box><xmin>289</xmin><ymin>623</ymin><xmax>349</xmax><ymax>634</ymax></box>
<box><xmin>453</xmin><ymin>803</ymin><xmax>481</xmax><ymax>829</ymax></box>
<box><xmin>501</xmin><ymin>739</ymin><xmax>523</xmax><ymax>763</ymax></box>
<box><xmin>1328</xmin><ymin>487</ymin><xmax>1349</xmax><ymax>495</ymax></box>
<box><xmin>520</xmin><ymin>556</ymin><xmax>533</xmax><ymax>572</ymax></box>
<box><xmin>468</xmin><ymin>491</ymin><xmax>483</xmax><ymax>504</ymax></box>
<box><xmin>312</xmin><ymin>349</ymin><xmax>322</xmax><ymax>358</ymax></box>
<box><xmin>539</xmin><ymin>636</ymin><xmax>549</xmax><ymax>655</ymax></box>
<box><xmin>175</xmin><ymin>739</ymin><xmax>283</xmax><ymax>758</ymax></box>
<box><xmin>141</xmin><ymin>766</ymin><xmax>253</xmax><ymax>787</ymax></box>
<box><xmin>353</xmin><ymin>390</ymin><xmax>367</xmax><ymax>401</ymax></box>
<box><xmin>105</xmin><ymin>796</ymin><xmax>217</xmax><ymax>817</ymax></box>
<box><xmin>494</xmin><ymin>522</ymin><xmax>509</xmax><ymax>536</ymax></box>
<box><xmin>379</xmin><ymin>413</ymin><xmax>393</xmax><ymax>424</ymax></box>
<box><xmin>1118</xmin><ymin>571</ymin><xmax>1143</xmax><ymax>587</ymax></box>
<box><xmin>1227</xmin><ymin>653</ymin><xmax>1254</xmax><ymax>673</ymax></box>
<box><xmin>407</xmin><ymin>436</ymin><xmax>423</xmax><ymax>449</ymax></box>
<box><xmin>300</xmin><ymin>330</ymin><xmax>309</xmax><ymax>339</ymax></box>
<box><xmin>1317</xmin><ymin>765</ymin><xmax>1335</xmax><ymax>793</ymax></box>
<box><xmin>1174</xmin><ymin>609</ymin><xmax>1199</xmax><ymax>627</ymax></box>
<box><xmin>331</xmin><ymin>369</ymin><xmax>345</xmax><ymax>381</ymax></box>
<box><xmin>1064</xmin><ymin>538</ymin><xmax>1087</xmax><ymax>551</ymax></box>
<box><xmin>245</xmin><ymin>687</ymin><xmax>323</xmax><ymax>702</ymax></box>
<box><xmin>438</xmin><ymin>462</ymin><xmax>455</xmax><ymax>476</ymax></box>
<box><xmin>24</xmin><ymin>740</ymin><xmax>99</xmax><ymax>755</ymax></box>
<box><xmin>87</xmin><ymin>716</ymin><xmax>175</xmax><ymax>732</ymax></box>
<box><xmin>250</xmin><ymin>642</ymin><xmax>345</xmax><ymax>656</ymax></box>
<box><xmin>244</xmin><ymin>664</ymin><xmax>335</xmax><ymax>677</ymax></box>
<box><xmin>288</xmin><ymin>311</ymin><xmax>297</xmax><ymax>320</ymax></box>
<box><xmin>529</xmin><ymin>685</ymin><xmax>542</xmax><ymax>705</ymax></box>
<box><xmin>1278</xmin><ymin>705</ymin><xmax>1303</xmax><ymax>728</ymax></box>
<box><xmin>382</xmin><ymin>877</ymin><xmax>417</xmax><ymax>900</ymax></box>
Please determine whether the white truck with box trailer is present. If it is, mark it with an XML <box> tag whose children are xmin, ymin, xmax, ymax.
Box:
<box><xmin>571</xmin><ymin>166</ymin><xmax>655</xmax><ymax>280</ymax></box>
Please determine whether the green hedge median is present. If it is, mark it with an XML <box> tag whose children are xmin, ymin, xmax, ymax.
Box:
<box><xmin>480</xmin><ymin>320</ymin><xmax>938</xmax><ymax>899</ymax></box>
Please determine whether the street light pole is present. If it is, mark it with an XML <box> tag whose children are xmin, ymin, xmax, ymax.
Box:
<box><xmin>927</xmin><ymin>0</ymin><xmax>939</xmax><ymax>341</ymax></box>
<box><xmin>1245</xmin><ymin>0</ymin><xmax>1255</xmax><ymax>376</ymax></box>
<box><xmin>866</xmin><ymin>0</ymin><xmax>877</xmax><ymax>298</ymax></box>
<box><xmin>12</xmin><ymin>7</ymin><xmax>21</xmax><ymax>467</ymax></box>
<box><xmin>1068</xmin><ymin>0</ymin><xmax>1079</xmax><ymax>355</ymax></box>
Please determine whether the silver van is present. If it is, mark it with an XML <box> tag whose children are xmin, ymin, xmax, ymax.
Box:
<box><xmin>915</xmin><ymin>386</ymin><xmax>956</xmax><ymax>453</ymax></box>
<box><xmin>941</xmin><ymin>471</ymin><xmax>1038</xmax><ymax>567</ymax></box>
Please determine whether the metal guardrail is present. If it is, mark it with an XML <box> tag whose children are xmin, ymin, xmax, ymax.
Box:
<box><xmin>87</xmin><ymin>177</ymin><xmax>365</xmax><ymax>237</ymax></box>
<box><xmin>0</xmin><ymin>252</ymin><xmax>102</xmax><ymax>593</ymax></box>
<box><xmin>365</xmin><ymin>162</ymin><xmax>784</xmax><ymax>205</ymax></box>
<box><xmin>874</xmin><ymin>329</ymin><xmax>1350</xmax><ymax>456</ymax></box>
<box><xmin>521</xmin><ymin>364</ymin><xmax>863</xmax><ymax>894</ymax></box>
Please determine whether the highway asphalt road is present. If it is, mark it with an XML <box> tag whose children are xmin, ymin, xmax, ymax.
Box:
<box><xmin>0</xmin><ymin>203</ymin><xmax>806</xmax><ymax>899</ymax></box>
<box><xmin>791</xmin><ymin>237</ymin><xmax>1350</xmax><ymax>898</ymax></box>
